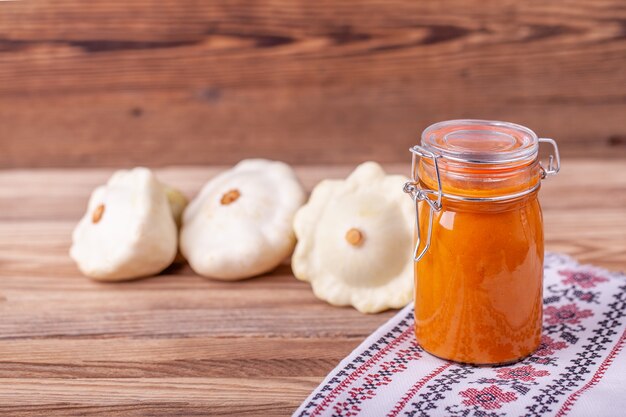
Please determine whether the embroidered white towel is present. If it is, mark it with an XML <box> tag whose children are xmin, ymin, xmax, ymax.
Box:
<box><xmin>294</xmin><ymin>253</ymin><xmax>626</xmax><ymax>417</ymax></box>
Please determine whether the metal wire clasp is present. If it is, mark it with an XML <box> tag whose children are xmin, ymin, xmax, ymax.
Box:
<box><xmin>538</xmin><ymin>138</ymin><xmax>561</xmax><ymax>178</ymax></box>
<box><xmin>402</xmin><ymin>146</ymin><xmax>443</xmax><ymax>262</ymax></box>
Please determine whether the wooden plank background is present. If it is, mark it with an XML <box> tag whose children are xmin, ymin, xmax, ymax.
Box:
<box><xmin>0</xmin><ymin>0</ymin><xmax>625</xmax><ymax>168</ymax></box>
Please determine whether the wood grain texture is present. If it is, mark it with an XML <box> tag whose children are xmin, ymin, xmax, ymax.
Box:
<box><xmin>0</xmin><ymin>0</ymin><xmax>625</xmax><ymax>168</ymax></box>
<box><xmin>0</xmin><ymin>160</ymin><xmax>624</xmax><ymax>416</ymax></box>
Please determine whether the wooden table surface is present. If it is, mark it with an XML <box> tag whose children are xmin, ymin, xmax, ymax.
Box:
<box><xmin>0</xmin><ymin>160</ymin><xmax>624</xmax><ymax>416</ymax></box>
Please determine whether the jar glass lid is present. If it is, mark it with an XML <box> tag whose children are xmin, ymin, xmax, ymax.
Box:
<box><xmin>421</xmin><ymin>119</ymin><xmax>539</xmax><ymax>164</ymax></box>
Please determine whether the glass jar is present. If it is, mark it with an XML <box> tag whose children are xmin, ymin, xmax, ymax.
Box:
<box><xmin>403</xmin><ymin>119</ymin><xmax>560</xmax><ymax>365</ymax></box>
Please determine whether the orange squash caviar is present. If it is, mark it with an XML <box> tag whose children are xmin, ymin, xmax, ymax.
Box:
<box><xmin>406</xmin><ymin>120</ymin><xmax>559</xmax><ymax>365</ymax></box>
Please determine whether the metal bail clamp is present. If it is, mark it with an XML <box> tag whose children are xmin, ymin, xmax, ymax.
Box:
<box><xmin>538</xmin><ymin>138</ymin><xmax>561</xmax><ymax>179</ymax></box>
<box><xmin>402</xmin><ymin>145</ymin><xmax>443</xmax><ymax>262</ymax></box>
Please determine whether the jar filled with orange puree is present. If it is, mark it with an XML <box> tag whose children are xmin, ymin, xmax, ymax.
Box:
<box><xmin>403</xmin><ymin>120</ymin><xmax>560</xmax><ymax>365</ymax></box>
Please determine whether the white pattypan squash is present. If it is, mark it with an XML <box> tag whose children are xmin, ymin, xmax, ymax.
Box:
<box><xmin>292</xmin><ymin>162</ymin><xmax>414</xmax><ymax>313</ymax></box>
<box><xmin>180</xmin><ymin>159</ymin><xmax>306</xmax><ymax>280</ymax></box>
<box><xmin>70</xmin><ymin>167</ymin><xmax>179</xmax><ymax>281</ymax></box>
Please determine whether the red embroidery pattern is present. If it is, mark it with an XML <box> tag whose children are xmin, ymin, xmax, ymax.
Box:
<box><xmin>459</xmin><ymin>385</ymin><xmax>517</xmax><ymax>410</ymax></box>
<box><xmin>544</xmin><ymin>303</ymin><xmax>594</xmax><ymax>326</ymax></box>
<box><xmin>560</xmin><ymin>269</ymin><xmax>609</xmax><ymax>288</ymax></box>
<box><xmin>332</xmin><ymin>346</ymin><xmax>422</xmax><ymax>416</ymax></box>
<box><xmin>495</xmin><ymin>365</ymin><xmax>550</xmax><ymax>382</ymax></box>
<box><xmin>535</xmin><ymin>335</ymin><xmax>568</xmax><ymax>357</ymax></box>
<box><xmin>386</xmin><ymin>363</ymin><xmax>452</xmax><ymax>417</ymax></box>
